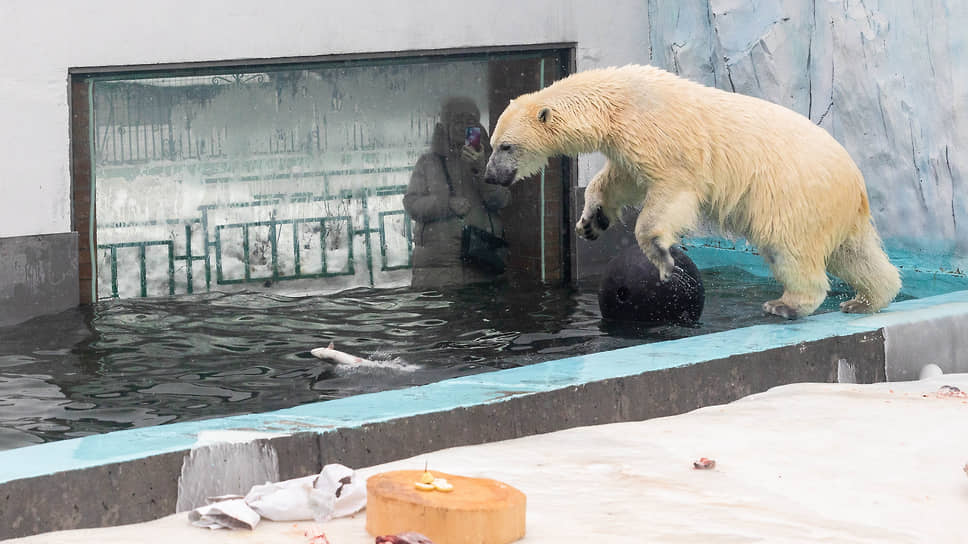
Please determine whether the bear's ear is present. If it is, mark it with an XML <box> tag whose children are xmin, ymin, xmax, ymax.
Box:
<box><xmin>537</xmin><ymin>107</ymin><xmax>552</xmax><ymax>124</ymax></box>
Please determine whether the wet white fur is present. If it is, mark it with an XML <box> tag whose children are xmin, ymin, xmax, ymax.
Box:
<box><xmin>489</xmin><ymin>65</ymin><xmax>901</xmax><ymax>318</ymax></box>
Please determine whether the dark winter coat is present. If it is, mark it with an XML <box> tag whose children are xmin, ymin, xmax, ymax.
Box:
<box><xmin>404</xmin><ymin>111</ymin><xmax>511</xmax><ymax>288</ymax></box>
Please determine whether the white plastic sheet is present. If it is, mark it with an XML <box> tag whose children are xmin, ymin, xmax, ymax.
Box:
<box><xmin>189</xmin><ymin>464</ymin><xmax>366</xmax><ymax>530</ymax></box>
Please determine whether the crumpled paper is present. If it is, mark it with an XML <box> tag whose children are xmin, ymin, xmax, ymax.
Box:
<box><xmin>189</xmin><ymin>498</ymin><xmax>261</xmax><ymax>530</ymax></box>
<box><xmin>189</xmin><ymin>463</ymin><xmax>366</xmax><ymax>530</ymax></box>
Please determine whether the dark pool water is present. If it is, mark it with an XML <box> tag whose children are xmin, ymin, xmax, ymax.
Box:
<box><xmin>0</xmin><ymin>266</ymin><xmax>863</xmax><ymax>451</ymax></box>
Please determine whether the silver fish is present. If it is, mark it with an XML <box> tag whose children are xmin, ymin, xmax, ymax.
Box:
<box><xmin>310</xmin><ymin>343</ymin><xmax>368</xmax><ymax>365</ymax></box>
<box><xmin>310</xmin><ymin>343</ymin><xmax>419</xmax><ymax>371</ymax></box>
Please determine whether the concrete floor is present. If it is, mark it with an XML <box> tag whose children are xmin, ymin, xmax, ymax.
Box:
<box><xmin>9</xmin><ymin>375</ymin><xmax>968</xmax><ymax>543</ymax></box>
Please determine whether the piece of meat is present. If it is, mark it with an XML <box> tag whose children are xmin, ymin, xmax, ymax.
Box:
<box><xmin>693</xmin><ymin>457</ymin><xmax>716</xmax><ymax>470</ymax></box>
<box><xmin>376</xmin><ymin>532</ymin><xmax>435</xmax><ymax>544</ymax></box>
<box><xmin>304</xmin><ymin>526</ymin><xmax>331</xmax><ymax>544</ymax></box>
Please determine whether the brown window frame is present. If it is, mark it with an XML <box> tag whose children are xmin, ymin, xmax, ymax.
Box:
<box><xmin>69</xmin><ymin>43</ymin><xmax>576</xmax><ymax>303</ymax></box>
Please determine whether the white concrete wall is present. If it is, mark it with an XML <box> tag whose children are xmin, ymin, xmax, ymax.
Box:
<box><xmin>5</xmin><ymin>1</ymin><xmax>964</xmax><ymax>270</ymax></box>
<box><xmin>0</xmin><ymin>0</ymin><xmax>649</xmax><ymax>238</ymax></box>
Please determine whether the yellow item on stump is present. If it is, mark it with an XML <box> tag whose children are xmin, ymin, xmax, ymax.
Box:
<box><xmin>366</xmin><ymin>470</ymin><xmax>526</xmax><ymax>544</ymax></box>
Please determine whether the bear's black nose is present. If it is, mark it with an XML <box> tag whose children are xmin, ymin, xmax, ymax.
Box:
<box><xmin>484</xmin><ymin>174</ymin><xmax>498</xmax><ymax>185</ymax></box>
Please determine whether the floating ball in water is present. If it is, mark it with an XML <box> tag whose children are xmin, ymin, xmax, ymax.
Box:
<box><xmin>598</xmin><ymin>244</ymin><xmax>705</xmax><ymax>324</ymax></box>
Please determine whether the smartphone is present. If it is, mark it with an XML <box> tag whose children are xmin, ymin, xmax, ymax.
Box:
<box><xmin>465</xmin><ymin>126</ymin><xmax>482</xmax><ymax>150</ymax></box>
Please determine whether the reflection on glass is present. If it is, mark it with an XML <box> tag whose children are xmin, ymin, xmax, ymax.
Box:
<box><xmin>404</xmin><ymin>96</ymin><xmax>511</xmax><ymax>288</ymax></box>
<box><xmin>92</xmin><ymin>62</ymin><xmax>488</xmax><ymax>299</ymax></box>
<box><xmin>89</xmin><ymin>51</ymin><xmax>566</xmax><ymax>300</ymax></box>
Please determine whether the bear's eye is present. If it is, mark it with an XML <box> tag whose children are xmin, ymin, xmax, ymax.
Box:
<box><xmin>499</xmin><ymin>143</ymin><xmax>512</xmax><ymax>152</ymax></box>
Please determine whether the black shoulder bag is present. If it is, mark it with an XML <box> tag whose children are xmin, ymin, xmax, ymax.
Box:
<box><xmin>439</xmin><ymin>155</ymin><xmax>509</xmax><ymax>274</ymax></box>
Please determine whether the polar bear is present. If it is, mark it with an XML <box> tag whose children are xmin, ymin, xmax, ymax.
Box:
<box><xmin>483</xmin><ymin>64</ymin><xmax>900</xmax><ymax>319</ymax></box>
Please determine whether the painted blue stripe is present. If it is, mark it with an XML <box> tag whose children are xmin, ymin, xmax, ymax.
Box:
<box><xmin>684</xmin><ymin>238</ymin><xmax>968</xmax><ymax>287</ymax></box>
<box><xmin>2</xmin><ymin>289</ymin><xmax>967</xmax><ymax>484</ymax></box>
<box><xmin>683</xmin><ymin>242</ymin><xmax>968</xmax><ymax>297</ymax></box>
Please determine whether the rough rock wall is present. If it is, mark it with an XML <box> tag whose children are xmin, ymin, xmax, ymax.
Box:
<box><xmin>644</xmin><ymin>0</ymin><xmax>967</xmax><ymax>270</ymax></box>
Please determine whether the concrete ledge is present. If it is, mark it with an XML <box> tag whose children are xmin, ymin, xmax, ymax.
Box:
<box><xmin>0</xmin><ymin>329</ymin><xmax>885</xmax><ymax>538</ymax></box>
<box><xmin>3</xmin><ymin>291</ymin><xmax>968</xmax><ymax>539</ymax></box>
<box><xmin>879</xmin><ymin>302</ymin><xmax>968</xmax><ymax>380</ymax></box>
<box><xmin>0</xmin><ymin>232</ymin><xmax>79</xmax><ymax>327</ymax></box>
<box><xmin>1</xmin><ymin>452</ymin><xmax>184</xmax><ymax>536</ymax></box>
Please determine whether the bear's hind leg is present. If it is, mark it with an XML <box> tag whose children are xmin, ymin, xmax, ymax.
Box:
<box><xmin>827</xmin><ymin>224</ymin><xmax>901</xmax><ymax>313</ymax></box>
<box><xmin>761</xmin><ymin>250</ymin><xmax>829</xmax><ymax>319</ymax></box>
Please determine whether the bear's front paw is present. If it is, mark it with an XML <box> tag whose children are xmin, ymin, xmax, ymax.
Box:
<box><xmin>644</xmin><ymin>238</ymin><xmax>676</xmax><ymax>282</ymax></box>
<box><xmin>656</xmin><ymin>258</ymin><xmax>676</xmax><ymax>282</ymax></box>
<box><xmin>576</xmin><ymin>206</ymin><xmax>610</xmax><ymax>240</ymax></box>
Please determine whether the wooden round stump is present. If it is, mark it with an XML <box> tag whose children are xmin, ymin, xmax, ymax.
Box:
<box><xmin>366</xmin><ymin>470</ymin><xmax>526</xmax><ymax>544</ymax></box>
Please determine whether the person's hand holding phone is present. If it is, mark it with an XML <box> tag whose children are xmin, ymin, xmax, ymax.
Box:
<box><xmin>465</xmin><ymin>126</ymin><xmax>482</xmax><ymax>150</ymax></box>
<box><xmin>461</xmin><ymin>126</ymin><xmax>485</xmax><ymax>173</ymax></box>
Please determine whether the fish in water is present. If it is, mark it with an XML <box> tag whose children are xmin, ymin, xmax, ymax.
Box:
<box><xmin>311</xmin><ymin>342</ymin><xmax>368</xmax><ymax>365</ymax></box>
<box><xmin>310</xmin><ymin>343</ymin><xmax>419</xmax><ymax>371</ymax></box>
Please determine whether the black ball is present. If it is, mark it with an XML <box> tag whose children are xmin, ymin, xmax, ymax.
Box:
<box><xmin>598</xmin><ymin>244</ymin><xmax>704</xmax><ymax>325</ymax></box>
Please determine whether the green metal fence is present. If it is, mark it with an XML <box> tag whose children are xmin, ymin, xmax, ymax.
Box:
<box><xmin>98</xmin><ymin>240</ymin><xmax>176</xmax><ymax>298</ymax></box>
<box><xmin>97</xmin><ymin>186</ymin><xmax>412</xmax><ymax>299</ymax></box>
<box><xmin>213</xmin><ymin>215</ymin><xmax>356</xmax><ymax>284</ymax></box>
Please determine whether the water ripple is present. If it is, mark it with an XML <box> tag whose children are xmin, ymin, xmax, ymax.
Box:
<box><xmin>0</xmin><ymin>267</ymin><xmax>853</xmax><ymax>450</ymax></box>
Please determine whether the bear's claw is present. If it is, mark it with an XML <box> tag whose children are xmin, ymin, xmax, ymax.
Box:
<box><xmin>576</xmin><ymin>206</ymin><xmax>610</xmax><ymax>241</ymax></box>
<box><xmin>577</xmin><ymin>220</ymin><xmax>598</xmax><ymax>240</ymax></box>
<box><xmin>594</xmin><ymin>207</ymin><xmax>610</xmax><ymax>231</ymax></box>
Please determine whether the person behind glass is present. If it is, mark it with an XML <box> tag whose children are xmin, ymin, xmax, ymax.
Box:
<box><xmin>404</xmin><ymin>97</ymin><xmax>511</xmax><ymax>289</ymax></box>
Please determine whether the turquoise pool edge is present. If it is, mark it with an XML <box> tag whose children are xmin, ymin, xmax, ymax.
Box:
<box><xmin>2</xmin><ymin>288</ymin><xmax>967</xmax><ymax>485</ymax></box>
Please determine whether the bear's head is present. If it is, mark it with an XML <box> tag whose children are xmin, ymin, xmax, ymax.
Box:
<box><xmin>484</xmin><ymin>96</ymin><xmax>558</xmax><ymax>187</ymax></box>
